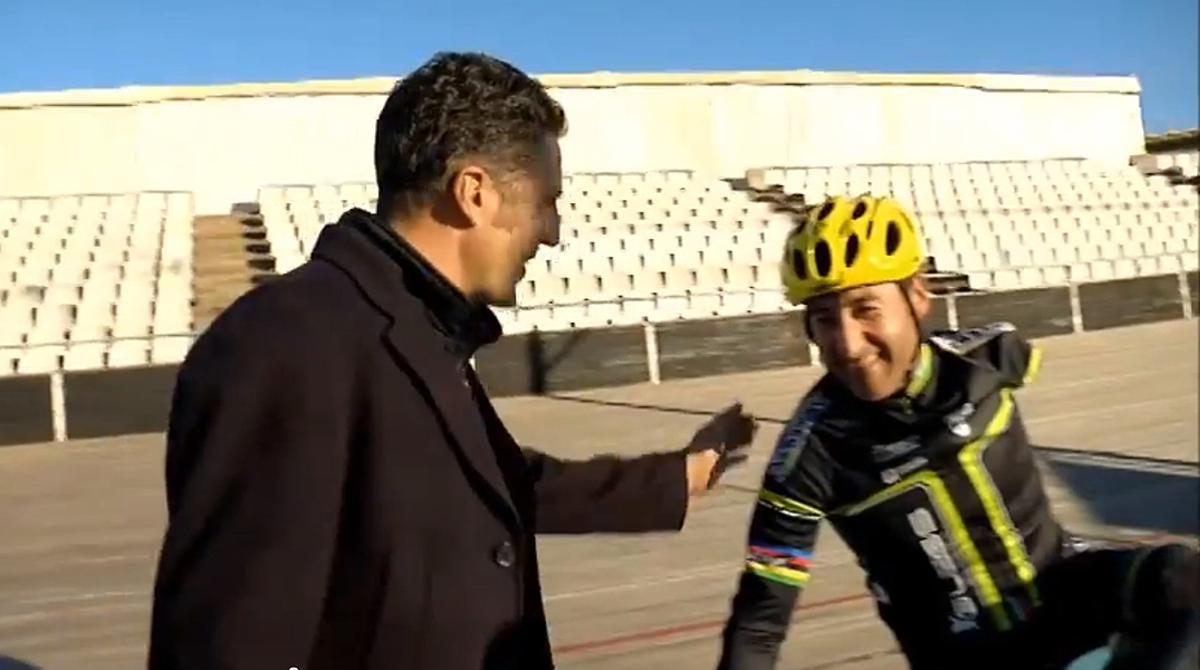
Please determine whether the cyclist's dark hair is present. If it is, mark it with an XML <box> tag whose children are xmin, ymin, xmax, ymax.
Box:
<box><xmin>374</xmin><ymin>51</ymin><xmax>567</xmax><ymax>220</ymax></box>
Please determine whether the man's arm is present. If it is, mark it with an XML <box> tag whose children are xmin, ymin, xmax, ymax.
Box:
<box><xmin>523</xmin><ymin>447</ymin><xmax>690</xmax><ymax>533</ymax></box>
<box><xmin>718</xmin><ymin>483</ymin><xmax>824</xmax><ymax>669</ymax></box>
<box><xmin>718</xmin><ymin>406</ymin><xmax>834</xmax><ymax>670</ymax></box>
<box><xmin>148</xmin><ymin>306</ymin><xmax>351</xmax><ymax>670</ymax></box>
<box><xmin>525</xmin><ymin>403</ymin><xmax>757</xmax><ymax>535</ymax></box>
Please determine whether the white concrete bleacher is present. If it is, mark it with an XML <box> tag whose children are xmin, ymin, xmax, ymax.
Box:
<box><xmin>761</xmin><ymin>159</ymin><xmax>1200</xmax><ymax>291</ymax></box>
<box><xmin>0</xmin><ymin>192</ymin><xmax>194</xmax><ymax>377</ymax></box>
<box><xmin>256</xmin><ymin>160</ymin><xmax>1198</xmax><ymax>335</ymax></box>
<box><xmin>258</xmin><ymin>172</ymin><xmax>796</xmax><ymax>334</ymax></box>
<box><xmin>512</xmin><ymin>171</ymin><xmax>796</xmax><ymax>332</ymax></box>
<box><xmin>258</xmin><ymin>182</ymin><xmax>378</xmax><ymax>274</ymax></box>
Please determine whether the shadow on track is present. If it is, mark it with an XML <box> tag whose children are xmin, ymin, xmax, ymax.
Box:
<box><xmin>543</xmin><ymin>394</ymin><xmax>1200</xmax><ymax>538</ymax></box>
<box><xmin>0</xmin><ymin>655</ymin><xmax>41</xmax><ymax>670</ymax></box>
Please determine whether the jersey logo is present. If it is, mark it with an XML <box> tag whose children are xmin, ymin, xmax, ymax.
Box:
<box><xmin>880</xmin><ymin>456</ymin><xmax>928</xmax><ymax>484</ymax></box>
<box><xmin>767</xmin><ymin>393</ymin><xmax>829</xmax><ymax>480</ymax></box>
<box><xmin>907</xmin><ymin>508</ymin><xmax>981</xmax><ymax>634</ymax></box>
<box><xmin>944</xmin><ymin>401</ymin><xmax>976</xmax><ymax>438</ymax></box>
<box><xmin>929</xmin><ymin>322</ymin><xmax>1015</xmax><ymax>356</ymax></box>
<box><xmin>871</xmin><ymin>436</ymin><xmax>921</xmax><ymax>463</ymax></box>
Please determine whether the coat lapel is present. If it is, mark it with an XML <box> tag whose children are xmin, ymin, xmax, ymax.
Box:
<box><xmin>382</xmin><ymin>318</ymin><xmax>521</xmax><ymax>529</ymax></box>
<box><xmin>311</xmin><ymin>221</ymin><xmax>521</xmax><ymax>530</ymax></box>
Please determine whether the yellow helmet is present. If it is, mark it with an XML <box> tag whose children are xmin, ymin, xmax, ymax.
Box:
<box><xmin>780</xmin><ymin>194</ymin><xmax>925</xmax><ymax>305</ymax></box>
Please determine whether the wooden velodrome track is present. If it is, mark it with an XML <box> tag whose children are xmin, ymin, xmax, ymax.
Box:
<box><xmin>0</xmin><ymin>319</ymin><xmax>1196</xmax><ymax>670</ymax></box>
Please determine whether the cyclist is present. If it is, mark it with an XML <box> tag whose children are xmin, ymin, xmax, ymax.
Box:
<box><xmin>716</xmin><ymin>194</ymin><xmax>1199</xmax><ymax>669</ymax></box>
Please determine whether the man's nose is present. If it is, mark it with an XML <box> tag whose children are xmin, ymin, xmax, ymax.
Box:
<box><xmin>829</xmin><ymin>318</ymin><xmax>868</xmax><ymax>362</ymax></box>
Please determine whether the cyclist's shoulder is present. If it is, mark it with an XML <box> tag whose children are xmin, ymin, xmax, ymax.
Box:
<box><xmin>765</xmin><ymin>382</ymin><xmax>839</xmax><ymax>481</ymax></box>
<box><xmin>928</xmin><ymin>321</ymin><xmax>1024</xmax><ymax>356</ymax></box>
<box><xmin>927</xmin><ymin>321</ymin><xmax>1038</xmax><ymax>387</ymax></box>
<box><xmin>790</xmin><ymin>377</ymin><xmax>841</xmax><ymax>425</ymax></box>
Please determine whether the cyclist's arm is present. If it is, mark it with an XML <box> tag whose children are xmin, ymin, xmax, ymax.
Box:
<box><xmin>717</xmin><ymin>433</ymin><xmax>833</xmax><ymax>670</ymax></box>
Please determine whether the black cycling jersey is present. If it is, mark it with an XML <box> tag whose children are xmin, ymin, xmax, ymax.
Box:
<box><xmin>718</xmin><ymin>322</ymin><xmax>1076</xmax><ymax>668</ymax></box>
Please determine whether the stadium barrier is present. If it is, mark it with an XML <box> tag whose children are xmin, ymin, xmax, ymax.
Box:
<box><xmin>0</xmin><ymin>271</ymin><xmax>1195</xmax><ymax>447</ymax></box>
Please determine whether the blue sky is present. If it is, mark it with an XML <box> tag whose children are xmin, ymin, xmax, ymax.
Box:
<box><xmin>2</xmin><ymin>0</ymin><xmax>1196</xmax><ymax>132</ymax></box>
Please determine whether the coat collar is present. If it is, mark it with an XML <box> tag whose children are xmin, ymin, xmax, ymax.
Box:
<box><xmin>337</xmin><ymin>207</ymin><xmax>502</xmax><ymax>362</ymax></box>
<box><xmin>310</xmin><ymin>210</ymin><xmax>520</xmax><ymax>529</ymax></box>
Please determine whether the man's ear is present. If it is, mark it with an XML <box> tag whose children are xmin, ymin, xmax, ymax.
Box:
<box><xmin>448</xmin><ymin>163</ymin><xmax>496</xmax><ymax>229</ymax></box>
<box><xmin>907</xmin><ymin>276</ymin><xmax>932</xmax><ymax>320</ymax></box>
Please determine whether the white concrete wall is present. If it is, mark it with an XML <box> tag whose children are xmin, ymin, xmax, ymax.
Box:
<box><xmin>0</xmin><ymin>70</ymin><xmax>1146</xmax><ymax>214</ymax></box>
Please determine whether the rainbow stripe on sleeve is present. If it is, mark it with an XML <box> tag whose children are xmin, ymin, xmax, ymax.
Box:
<box><xmin>746</xmin><ymin>544</ymin><xmax>812</xmax><ymax>587</ymax></box>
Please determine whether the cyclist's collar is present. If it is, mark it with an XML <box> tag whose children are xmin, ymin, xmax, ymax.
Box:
<box><xmin>867</xmin><ymin>342</ymin><xmax>936</xmax><ymax>411</ymax></box>
<box><xmin>902</xmin><ymin>343</ymin><xmax>935</xmax><ymax>399</ymax></box>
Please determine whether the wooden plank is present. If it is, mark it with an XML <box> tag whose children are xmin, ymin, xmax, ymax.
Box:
<box><xmin>656</xmin><ymin>312</ymin><xmax>811</xmax><ymax>381</ymax></box>
<box><xmin>63</xmin><ymin>366</ymin><xmax>179</xmax><ymax>440</ymax></box>
<box><xmin>1079</xmin><ymin>275</ymin><xmax>1184</xmax><ymax>331</ymax></box>
<box><xmin>926</xmin><ymin>295</ymin><xmax>952</xmax><ymax>332</ymax></box>
<box><xmin>955</xmin><ymin>287</ymin><xmax>1073</xmax><ymax>339</ymax></box>
<box><xmin>474</xmin><ymin>333</ymin><xmax>535</xmax><ymax>397</ymax></box>
<box><xmin>476</xmin><ymin>326</ymin><xmax>648</xmax><ymax>396</ymax></box>
<box><xmin>0</xmin><ymin>374</ymin><xmax>53</xmax><ymax>446</ymax></box>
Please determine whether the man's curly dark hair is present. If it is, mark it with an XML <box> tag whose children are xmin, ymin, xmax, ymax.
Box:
<box><xmin>374</xmin><ymin>51</ymin><xmax>567</xmax><ymax>219</ymax></box>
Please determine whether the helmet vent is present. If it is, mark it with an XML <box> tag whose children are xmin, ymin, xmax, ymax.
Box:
<box><xmin>852</xmin><ymin>201</ymin><xmax>868</xmax><ymax>219</ymax></box>
<box><xmin>845</xmin><ymin>234</ymin><xmax>860</xmax><ymax>267</ymax></box>
<box><xmin>791</xmin><ymin>248</ymin><xmax>807</xmax><ymax>279</ymax></box>
<box><xmin>817</xmin><ymin>201</ymin><xmax>834</xmax><ymax>221</ymax></box>
<box><xmin>866</xmin><ymin>220</ymin><xmax>875</xmax><ymax>239</ymax></box>
<box><xmin>886</xmin><ymin>221</ymin><xmax>901</xmax><ymax>255</ymax></box>
<box><xmin>814</xmin><ymin>241</ymin><xmax>833</xmax><ymax>277</ymax></box>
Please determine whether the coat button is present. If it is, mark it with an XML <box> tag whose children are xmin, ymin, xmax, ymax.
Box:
<box><xmin>493</xmin><ymin>540</ymin><xmax>516</xmax><ymax>568</ymax></box>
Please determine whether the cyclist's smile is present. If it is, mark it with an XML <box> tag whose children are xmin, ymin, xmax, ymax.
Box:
<box><xmin>806</xmin><ymin>282</ymin><xmax>929</xmax><ymax>402</ymax></box>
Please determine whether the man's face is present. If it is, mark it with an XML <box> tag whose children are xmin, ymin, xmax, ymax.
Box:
<box><xmin>460</xmin><ymin>135</ymin><xmax>561</xmax><ymax>306</ymax></box>
<box><xmin>805</xmin><ymin>282</ymin><xmax>929</xmax><ymax>402</ymax></box>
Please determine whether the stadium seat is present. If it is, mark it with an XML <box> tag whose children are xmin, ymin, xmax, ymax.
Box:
<box><xmin>108</xmin><ymin>339</ymin><xmax>149</xmax><ymax>367</ymax></box>
<box><xmin>63</xmin><ymin>342</ymin><xmax>107</xmax><ymax>371</ymax></box>
<box><xmin>0</xmin><ymin>346</ymin><xmax>21</xmax><ymax>377</ymax></box>
<box><xmin>151</xmin><ymin>336</ymin><xmax>192</xmax><ymax>365</ymax></box>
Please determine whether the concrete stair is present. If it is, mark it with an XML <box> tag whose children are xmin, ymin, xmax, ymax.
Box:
<box><xmin>191</xmin><ymin>212</ymin><xmax>276</xmax><ymax>331</ymax></box>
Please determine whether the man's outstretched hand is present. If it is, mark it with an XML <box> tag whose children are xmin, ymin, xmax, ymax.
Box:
<box><xmin>684</xmin><ymin>402</ymin><xmax>758</xmax><ymax>494</ymax></box>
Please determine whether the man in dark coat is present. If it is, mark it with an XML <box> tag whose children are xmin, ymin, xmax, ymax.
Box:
<box><xmin>147</xmin><ymin>51</ymin><xmax>757</xmax><ymax>670</ymax></box>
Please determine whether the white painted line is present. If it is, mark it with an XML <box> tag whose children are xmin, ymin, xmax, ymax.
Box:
<box><xmin>545</xmin><ymin>562</ymin><xmax>732</xmax><ymax>602</ymax></box>
<box><xmin>1068</xmin><ymin>283</ymin><xmax>1084</xmax><ymax>333</ymax></box>
<box><xmin>10</xmin><ymin>589</ymin><xmax>144</xmax><ymax>608</ymax></box>
<box><xmin>1179</xmin><ymin>271</ymin><xmax>1194</xmax><ymax>319</ymax></box>
<box><xmin>643</xmin><ymin>321</ymin><xmax>661</xmax><ymax>384</ymax></box>
<box><xmin>50</xmin><ymin>370</ymin><xmax>67</xmax><ymax>442</ymax></box>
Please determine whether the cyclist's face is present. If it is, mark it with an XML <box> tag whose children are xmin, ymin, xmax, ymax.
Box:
<box><xmin>806</xmin><ymin>282</ymin><xmax>929</xmax><ymax>401</ymax></box>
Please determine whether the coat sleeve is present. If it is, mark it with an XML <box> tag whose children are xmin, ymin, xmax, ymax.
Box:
<box><xmin>148</xmin><ymin>301</ymin><xmax>353</xmax><ymax>670</ymax></box>
<box><xmin>523</xmin><ymin>447</ymin><xmax>689</xmax><ymax>534</ymax></box>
